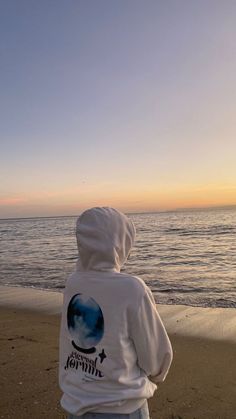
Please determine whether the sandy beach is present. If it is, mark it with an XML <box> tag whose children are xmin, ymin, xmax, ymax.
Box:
<box><xmin>0</xmin><ymin>287</ymin><xmax>236</xmax><ymax>419</ymax></box>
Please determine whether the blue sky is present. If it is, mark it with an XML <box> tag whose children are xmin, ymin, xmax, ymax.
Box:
<box><xmin>1</xmin><ymin>1</ymin><xmax>236</xmax><ymax>217</ymax></box>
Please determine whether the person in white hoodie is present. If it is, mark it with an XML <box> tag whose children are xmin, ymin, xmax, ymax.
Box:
<box><xmin>59</xmin><ymin>207</ymin><xmax>173</xmax><ymax>419</ymax></box>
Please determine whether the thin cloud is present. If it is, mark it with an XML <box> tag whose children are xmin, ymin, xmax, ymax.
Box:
<box><xmin>0</xmin><ymin>197</ymin><xmax>27</xmax><ymax>206</ymax></box>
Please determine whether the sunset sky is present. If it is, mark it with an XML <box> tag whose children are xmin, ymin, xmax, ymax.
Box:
<box><xmin>1</xmin><ymin>1</ymin><xmax>236</xmax><ymax>218</ymax></box>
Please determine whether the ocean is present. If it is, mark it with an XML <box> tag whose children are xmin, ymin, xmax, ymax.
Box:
<box><xmin>0</xmin><ymin>208</ymin><xmax>236</xmax><ymax>308</ymax></box>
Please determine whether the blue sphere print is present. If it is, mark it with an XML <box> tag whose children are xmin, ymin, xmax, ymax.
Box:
<box><xmin>67</xmin><ymin>294</ymin><xmax>104</xmax><ymax>351</ymax></box>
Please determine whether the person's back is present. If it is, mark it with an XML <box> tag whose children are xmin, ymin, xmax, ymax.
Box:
<box><xmin>59</xmin><ymin>207</ymin><xmax>173</xmax><ymax>418</ymax></box>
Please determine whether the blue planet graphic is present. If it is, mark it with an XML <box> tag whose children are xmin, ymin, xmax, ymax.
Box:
<box><xmin>67</xmin><ymin>293</ymin><xmax>104</xmax><ymax>350</ymax></box>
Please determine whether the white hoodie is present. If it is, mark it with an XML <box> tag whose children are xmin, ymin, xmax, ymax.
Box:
<box><xmin>59</xmin><ymin>207</ymin><xmax>173</xmax><ymax>416</ymax></box>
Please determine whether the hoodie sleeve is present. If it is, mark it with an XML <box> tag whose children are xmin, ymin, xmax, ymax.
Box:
<box><xmin>130</xmin><ymin>287</ymin><xmax>173</xmax><ymax>383</ymax></box>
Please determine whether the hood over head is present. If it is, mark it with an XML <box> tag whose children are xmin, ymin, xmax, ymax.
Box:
<box><xmin>76</xmin><ymin>207</ymin><xmax>136</xmax><ymax>272</ymax></box>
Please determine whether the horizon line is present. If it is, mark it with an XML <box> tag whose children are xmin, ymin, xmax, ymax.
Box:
<box><xmin>1</xmin><ymin>204</ymin><xmax>236</xmax><ymax>221</ymax></box>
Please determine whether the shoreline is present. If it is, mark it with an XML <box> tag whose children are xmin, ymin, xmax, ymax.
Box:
<box><xmin>0</xmin><ymin>285</ymin><xmax>235</xmax><ymax>343</ymax></box>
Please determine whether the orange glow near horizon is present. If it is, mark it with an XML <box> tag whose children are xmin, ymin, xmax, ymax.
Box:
<box><xmin>1</xmin><ymin>182</ymin><xmax>236</xmax><ymax>218</ymax></box>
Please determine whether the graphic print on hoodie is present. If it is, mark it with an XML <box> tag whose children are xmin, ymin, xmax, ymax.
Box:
<box><xmin>67</xmin><ymin>293</ymin><xmax>104</xmax><ymax>352</ymax></box>
<box><xmin>65</xmin><ymin>293</ymin><xmax>107</xmax><ymax>378</ymax></box>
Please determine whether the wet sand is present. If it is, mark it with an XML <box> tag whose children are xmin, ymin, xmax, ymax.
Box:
<box><xmin>0</xmin><ymin>287</ymin><xmax>236</xmax><ymax>419</ymax></box>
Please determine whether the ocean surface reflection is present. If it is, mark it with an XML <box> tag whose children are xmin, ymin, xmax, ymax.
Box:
<box><xmin>1</xmin><ymin>208</ymin><xmax>236</xmax><ymax>308</ymax></box>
